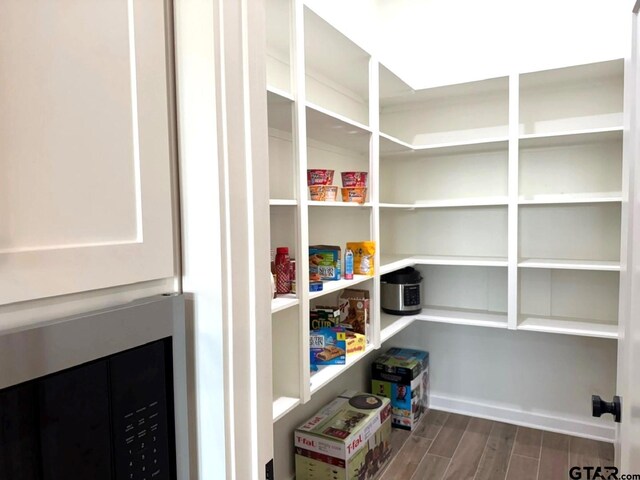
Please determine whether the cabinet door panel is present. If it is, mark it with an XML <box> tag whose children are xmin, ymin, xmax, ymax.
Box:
<box><xmin>0</xmin><ymin>0</ymin><xmax>174</xmax><ymax>305</ymax></box>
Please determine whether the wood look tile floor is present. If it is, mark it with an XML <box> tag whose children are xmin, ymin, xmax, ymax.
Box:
<box><xmin>379</xmin><ymin>410</ymin><xmax>614</xmax><ymax>480</ymax></box>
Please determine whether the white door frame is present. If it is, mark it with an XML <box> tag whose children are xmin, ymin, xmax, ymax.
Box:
<box><xmin>174</xmin><ymin>0</ymin><xmax>272</xmax><ymax>479</ymax></box>
<box><xmin>616</xmin><ymin>0</ymin><xmax>640</xmax><ymax>470</ymax></box>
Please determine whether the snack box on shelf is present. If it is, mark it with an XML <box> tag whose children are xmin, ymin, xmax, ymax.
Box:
<box><xmin>338</xmin><ymin>289</ymin><xmax>370</xmax><ymax>338</ymax></box>
<box><xmin>310</xmin><ymin>327</ymin><xmax>347</xmax><ymax>366</ymax></box>
<box><xmin>371</xmin><ymin>348</ymin><xmax>430</xmax><ymax>431</ymax></box>
<box><xmin>310</xmin><ymin>245</ymin><xmax>342</xmax><ymax>281</ymax></box>
<box><xmin>295</xmin><ymin>391</ymin><xmax>392</xmax><ymax>480</ymax></box>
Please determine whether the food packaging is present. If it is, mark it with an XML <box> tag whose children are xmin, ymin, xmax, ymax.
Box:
<box><xmin>309</xmin><ymin>327</ymin><xmax>347</xmax><ymax>366</ymax></box>
<box><xmin>309</xmin><ymin>281</ymin><xmax>323</xmax><ymax>292</ymax></box>
<box><xmin>341</xmin><ymin>171</ymin><xmax>368</xmax><ymax>187</ymax></box>
<box><xmin>338</xmin><ymin>289</ymin><xmax>370</xmax><ymax>338</ymax></box>
<box><xmin>346</xmin><ymin>241</ymin><xmax>376</xmax><ymax>276</ymax></box>
<box><xmin>307</xmin><ymin>169</ymin><xmax>334</xmax><ymax>186</ymax></box>
<box><xmin>346</xmin><ymin>332</ymin><xmax>366</xmax><ymax>357</ymax></box>
<box><xmin>309</xmin><ymin>245</ymin><xmax>342</xmax><ymax>281</ymax></box>
<box><xmin>310</xmin><ymin>306</ymin><xmax>342</xmax><ymax>330</ymax></box>
<box><xmin>341</xmin><ymin>187</ymin><xmax>367</xmax><ymax>204</ymax></box>
<box><xmin>308</xmin><ymin>185</ymin><xmax>339</xmax><ymax>201</ymax></box>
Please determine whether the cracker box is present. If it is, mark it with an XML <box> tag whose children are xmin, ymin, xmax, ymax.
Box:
<box><xmin>295</xmin><ymin>391</ymin><xmax>392</xmax><ymax>480</ymax></box>
<box><xmin>310</xmin><ymin>327</ymin><xmax>347</xmax><ymax>365</ymax></box>
<box><xmin>338</xmin><ymin>289</ymin><xmax>370</xmax><ymax>338</ymax></box>
<box><xmin>371</xmin><ymin>348</ymin><xmax>429</xmax><ymax>430</ymax></box>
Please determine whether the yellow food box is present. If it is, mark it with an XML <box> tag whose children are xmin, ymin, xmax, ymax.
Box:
<box><xmin>346</xmin><ymin>332</ymin><xmax>366</xmax><ymax>357</ymax></box>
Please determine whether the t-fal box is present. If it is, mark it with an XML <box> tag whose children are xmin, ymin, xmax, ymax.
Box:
<box><xmin>371</xmin><ymin>348</ymin><xmax>429</xmax><ymax>430</ymax></box>
<box><xmin>295</xmin><ymin>391</ymin><xmax>392</xmax><ymax>480</ymax></box>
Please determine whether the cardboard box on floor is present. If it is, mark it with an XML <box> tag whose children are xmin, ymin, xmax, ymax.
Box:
<box><xmin>295</xmin><ymin>391</ymin><xmax>392</xmax><ymax>480</ymax></box>
<box><xmin>371</xmin><ymin>348</ymin><xmax>429</xmax><ymax>431</ymax></box>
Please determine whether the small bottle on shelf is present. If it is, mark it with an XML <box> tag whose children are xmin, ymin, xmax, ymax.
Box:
<box><xmin>344</xmin><ymin>248</ymin><xmax>354</xmax><ymax>280</ymax></box>
<box><xmin>275</xmin><ymin>247</ymin><xmax>291</xmax><ymax>294</ymax></box>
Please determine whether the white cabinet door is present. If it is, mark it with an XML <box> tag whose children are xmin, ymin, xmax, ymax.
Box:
<box><xmin>0</xmin><ymin>0</ymin><xmax>175</xmax><ymax>305</ymax></box>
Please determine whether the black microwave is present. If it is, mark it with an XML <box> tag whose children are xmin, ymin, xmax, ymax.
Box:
<box><xmin>0</xmin><ymin>338</ymin><xmax>176</xmax><ymax>480</ymax></box>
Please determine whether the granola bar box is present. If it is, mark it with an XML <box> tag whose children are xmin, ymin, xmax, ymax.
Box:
<box><xmin>371</xmin><ymin>348</ymin><xmax>429</xmax><ymax>431</ymax></box>
<box><xmin>295</xmin><ymin>391</ymin><xmax>392</xmax><ymax>480</ymax></box>
<box><xmin>310</xmin><ymin>327</ymin><xmax>347</xmax><ymax>366</ymax></box>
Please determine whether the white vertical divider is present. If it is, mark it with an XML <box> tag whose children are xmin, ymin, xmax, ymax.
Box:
<box><xmin>508</xmin><ymin>74</ymin><xmax>520</xmax><ymax>330</ymax></box>
<box><xmin>370</xmin><ymin>57</ymin><xmax>382</xmax><ymax>349</ymax></box>
<box><xmin>293</xmin><ymin>0</ymin><xmax>312</xmax><ymax>403</ymax></box>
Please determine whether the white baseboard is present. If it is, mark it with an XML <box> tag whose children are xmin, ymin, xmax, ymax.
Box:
<box><xmin>430</xmin><ymin>394</ymin><xmax>616</xmax><ymax>442</ymax></box>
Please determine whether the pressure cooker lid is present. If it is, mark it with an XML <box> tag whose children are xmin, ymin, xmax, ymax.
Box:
<box><xmin>381</xmin><ymin>266</ymin><xmax>422</xmax><ymax>284</ymax></box>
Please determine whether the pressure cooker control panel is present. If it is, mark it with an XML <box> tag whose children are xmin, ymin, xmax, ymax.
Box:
<box><xmin>403</xmin><ymin>284</ymin><xmax>421</xmax><ymax>307</ymax></box>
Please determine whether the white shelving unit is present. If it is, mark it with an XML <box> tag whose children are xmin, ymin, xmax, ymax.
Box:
<box><xmin>265</xmin><ymin>0</ymin><xmax>625</xmax><ymax>437</ymax></box>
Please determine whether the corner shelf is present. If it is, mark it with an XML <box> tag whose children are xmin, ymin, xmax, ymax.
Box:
<box><xmin>270</xmin><ymin>199</ymin><xmax>298</xmax><ymax>206</ymax></box>
<box><xmin>415</xmin><ymin>307</ymin><xmax>508</xmax><ymax>329</ymax></box>
<box><xmin>380</xmin><ymin>196</ymin><xmax>508</xmax><ymax>209</ymax></box>
<box><xmin>518</xmin><ymin>126</ymin><xmax>623</xmax><ymax>148</ymax></box>
<box><xmin>380</xmin><ymin>312</ymin><xmax>418</xmax><ymax>343</ymax></box>
<box><xmin>308</xmin><ymin>201</ymin><xmax>372</xmax><ymax>208</ymax></box>
<box><xmin>379</xmin><ymin>133</ymin><xmax>509</xmax><ymax>158</ymax></box>
<box><xmin>518</xmin><ymin>258</ymin><xmax>620</xmax><ymax>271</ymax></box>
<box><xmin>271</xmin><ymin>295</ymin><xmax>299</xmax><ymax>314</ymax></box>
<box><xmin>380</xmin><ymin>254</ymin><xmax>508</xmax><ymax>275</ymax></box>
<box><xmin>273</xmin><ymin>396</ymin><xmax>301</xmax><ymax>422</ymax></box>
<box><xmin>518</xmin><ymin>192</ymin><xmax>622</xmax><ymax>205</ymax></box>
<box><xmin>518</xmin><ymin>316</ymin><xmax>618</xmax><ymax>339</ymax></box>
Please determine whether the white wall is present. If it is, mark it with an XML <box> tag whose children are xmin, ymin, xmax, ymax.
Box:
<box><xmin>307</xmin><ymin>0</ymin><xmax>632</xmax><ymax>89</ymax></box>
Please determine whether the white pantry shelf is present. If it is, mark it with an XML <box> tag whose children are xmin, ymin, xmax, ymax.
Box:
<box><xmin>380</xmin><ymin>254</ymin><xmax>508</xmax><ymax>275</ymax></box>
<box><xmin>518</xmin><ymin>316</ymin><xmax>618</xmax><ymax>339</ymax></box>
<box><xmin>380</xmin><ymin>196</ymin><xmax>508</xmax><ymax>209</ymax></box>
<box><xmin>310</xmin><ymin>344</ymin><xmax>376</xmax><ymax>395</ymax></box>
<box><xmin>308</xmin><ymin>201</ymin><xmax>372</xmax><ymax>208</ymax></box>
<box><xmin>414</xmin><ymin>307</ymin><xmax>508</xmax><ymax>329</ymax></box>
<box><xmin>306</xmin><ymin>102</ymin><xmax>371</xmax><ymax>154</ymax></box>
<box><xmin>267</xmin><ymin>84</ymin><xmax>295</xmax><ymax>102</ymax></box>
<box><xmin>518</xmin><ymin>192</ymin><xmax>622</xmax><ymax>205</ymax></box>
<box><xmin>271</xmin><ymin>295</ymin><xmax>299</xmax><ymax>314</ymax></box>
<box><xmin>273</xmin><ymin>396</ymin><xmax>301</xmax><ymax>422</ymax></box>
<box><xmin>380</xmin><ymin>312</ymin><xmax>418</xmax><ymax>343</ymax></box>
<box><xmin>270</xmin><ymin>199</ymin><xmax>298</xmax><ymax>206</ymax></box>
<box><xmin>308</xmin><ymin>275</ymin><xmax>372</xmax><ymax>300</ymax></box>
<box><xmin>518</xmin><ymin>258</ymin><xmax>621</xmax><ymax>271</ymax></box>
<box><xmin>519</xmin><ymin>127</ymin><xmax>623</xmax><ymax>148</ymax></box>
<box><xmin>379</xmin><ymin>134</ymin><xmax>509</xmax><ymax>158</ymax></box>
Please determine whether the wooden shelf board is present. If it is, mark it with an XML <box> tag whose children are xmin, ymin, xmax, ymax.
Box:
<box><xmin>415</xmin><ymin>307</ymin><xmax>508</xmax><ymax>329</ymax></box>
<box><xmin>380</xmin><ymin>196</ymin><xmax>508</xmax><ymax>209</ymax></box>
<box><xmin>519</xmin><ymin>127</ymin><xmax>623</xmax><ymax>148</ymax></box>
<box><xmin>380</xmin><ymin>312</ymin><xmax>418</xmax><ymax>343</ymax></box>
<box><xmin>271</xmin><ymin>295</ymin><xmax>299</xmax><ymax>314</ymax></box>
<box><xmin>308</xmin><ymin>275</ymin><xmax>372</xmax><ymax>300</ymax></box>
<box><xmin>518</xmin><ymin>192</ymin><xmax>622</xmax><ymax>205</ymax></box>
<box><xmin>380</xmin><ymin>255</ymin><xmax>508</xmax><ymax>275</ymax></box>
<box><xmin>310</xmin><ymin>344</ymin><xmax>376</xmax><ymax>395</ymax></box>
<box><xmin>270</xmin><ymin>199</ymin><xmax>298</xmax><ymax>206</ymax></box>
<box><xmin>518</xmin><ymin>258</ymin><xmax>620</xmax><ymax>271</ymax></box>
<box><xmin>272</xmin><ymin>396</ymin><xmax>301</xmax><ymax>422</ymax></box>
<box><xmin>308</xmin><ymin>201</ymin><xmax>372</xmax><ymax>208</ymax></box>
<box><xmin>518</xmin><ymin>316</ymin><xmax>618</xmax><ymax>339</ymax></box>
